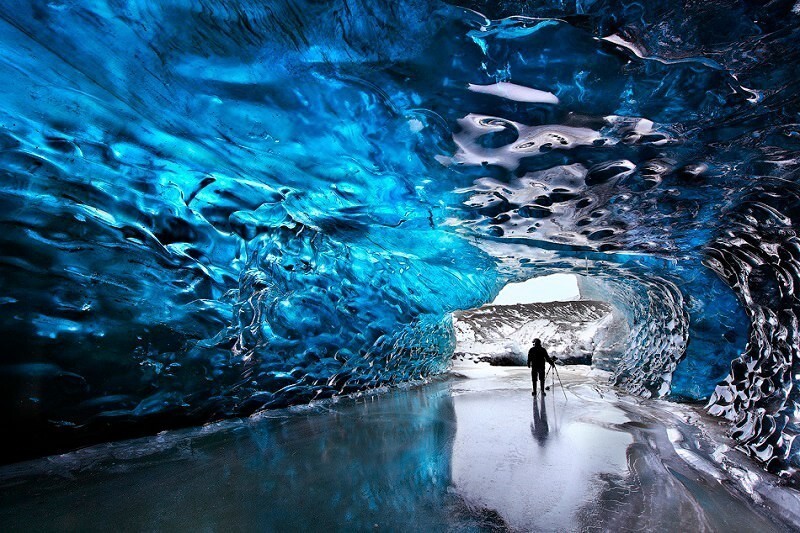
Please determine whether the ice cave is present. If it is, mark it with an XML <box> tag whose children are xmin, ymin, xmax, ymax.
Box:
<box><xmin>2</xmin><ymin>0</ymin><xmax>800</xmax><ymax>530</ymax></box>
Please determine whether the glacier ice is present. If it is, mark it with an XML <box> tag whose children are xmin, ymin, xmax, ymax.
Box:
<box><xmin>0</xmin><ymin>0</ymin><xmax>799</xmax><ymax>476</ymax></box>
<box><xmin>453</xmin><ymin>300</ymin><xmax>627</xmax><ymax>365</ymax></box>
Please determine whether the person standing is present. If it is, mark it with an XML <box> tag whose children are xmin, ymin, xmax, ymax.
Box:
<box><xmin>527</xmin><ymin>338</ymin><xmax>554</xmax><ymax>396</ymax></box>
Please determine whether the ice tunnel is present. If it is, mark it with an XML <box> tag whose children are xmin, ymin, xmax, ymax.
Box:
<box><xmin>1</xmin><ymin>0</ymin><xmax>800</xmax><ymax>477</ymax></box>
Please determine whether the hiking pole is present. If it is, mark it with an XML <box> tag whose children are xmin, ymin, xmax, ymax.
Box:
<box><xmin>552</xmin><ymin>363</ymin><xmax>568</xmax><ymax>401</ymax></box>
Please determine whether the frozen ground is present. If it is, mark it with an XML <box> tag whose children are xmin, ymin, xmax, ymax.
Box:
<box><xmin>1</xmin><ymin>363</ymin><xmax>799</xmax><ymax>532</ymax></box>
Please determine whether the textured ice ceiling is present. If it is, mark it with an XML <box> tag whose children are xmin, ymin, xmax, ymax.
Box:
<box><xmin>1</xmin><ymin>0</ymin><xmax>799</xmax><ymax>475</ymax></box>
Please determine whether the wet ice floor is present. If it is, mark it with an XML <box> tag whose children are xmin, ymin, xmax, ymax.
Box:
<box><xmin>448</xmin><ymin>364</ymin><xmax>800</xmax><ymax>532</ymax></box>
<box><xmin>1</xmin><ymin>364</ymin><xmax>799</xmax><ymax>532</ymax></box>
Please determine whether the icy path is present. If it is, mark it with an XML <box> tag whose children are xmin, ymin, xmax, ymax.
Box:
<box><xmin>1</xmin><ymin>364</ymin><xmax>799</xmax><ymax>531</ymax></box>
<box><xmin>448</xmin><ymin>364</ymin><xmax>800</xmax><ymax>531</ymax></box>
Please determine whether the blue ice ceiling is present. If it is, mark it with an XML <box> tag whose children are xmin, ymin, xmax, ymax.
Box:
<box><xmin>0</xmin><ymin>0</ymin><xmax>798</xmax><ymax>475</ymax></box>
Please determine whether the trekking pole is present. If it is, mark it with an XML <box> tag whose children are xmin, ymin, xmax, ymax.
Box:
<box><xmin>552</xmin><ymin>363</ymin><xmax>568</xmax><ymax>401</ymax></box>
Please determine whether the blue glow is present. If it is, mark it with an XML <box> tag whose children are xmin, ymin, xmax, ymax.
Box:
<box><xmin>0</xmin><ymin>0</ymin><xmax>799</xmax><ymax>474</ymax></box>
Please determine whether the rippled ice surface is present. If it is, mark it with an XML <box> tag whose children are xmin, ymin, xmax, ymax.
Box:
<box><xmin>1</xmin><ymin>366</ymin><xmax>797</xmax><ymax>532</ymax></box>
<box><xmin>2</xmin><ymin>0</ymin><xmax>800</xmax><ymax>479</ymax></box>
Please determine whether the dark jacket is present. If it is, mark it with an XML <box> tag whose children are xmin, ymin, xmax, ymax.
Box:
<box><xmin>527</xmin><ymin>346</ymin><xmax>552</xmax><ymax>369</ymax></box>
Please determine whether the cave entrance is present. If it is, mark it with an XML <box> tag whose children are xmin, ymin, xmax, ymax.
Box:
<box><xmin>452</xmin><ymin>274</ymin><xmax>625</xmax><ymax>367</ymax></box>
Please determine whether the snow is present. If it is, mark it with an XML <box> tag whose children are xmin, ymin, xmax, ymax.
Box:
<box><xmin>453</xmin><ymin>300</ymin><xmax>628</xmax><ymax>366</ymax></box>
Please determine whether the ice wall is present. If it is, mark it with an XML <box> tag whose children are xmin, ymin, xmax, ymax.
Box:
<box><xmin>0</xmin><ymin>0</ymin><xmax>501</xmax><ymax>459</ymax></box>
<box><xmin>0</xmin><ymin>0</ymin><xmax>799</xmax><ymax>474</ymax></box>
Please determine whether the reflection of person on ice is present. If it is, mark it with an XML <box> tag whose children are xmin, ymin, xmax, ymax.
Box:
<box><xmin>527</xmin><ymin>338</ymin><xmax>555</xmax><ymax>396</ymax></box>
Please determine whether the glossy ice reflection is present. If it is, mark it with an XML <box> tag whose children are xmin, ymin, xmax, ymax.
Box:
<box><xmin>1</xmin><ymin>366</ymin><xmax>796</xmax><ymax>531</ymax></box>
<box><xmin>451</xmin><ymin>372</ymin><xmax>631</xmax><ymax>530</ymax></box>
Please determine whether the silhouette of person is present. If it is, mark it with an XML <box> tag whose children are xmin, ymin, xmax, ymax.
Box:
<box><xmin>531</xmin><ymin>393</ymin><xmax>549</xmax><ymax>446</ymax></box>
<box><xmin>527</xmin><ymin>338</ymin><xmax>554</xmax><ymax>396</ymax></box>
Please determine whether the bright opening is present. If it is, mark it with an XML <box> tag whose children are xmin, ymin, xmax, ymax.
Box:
<box><xmin>454</xmin><ymin>273</ymin><xmax>627</xmax><ymax>367</ymax></box>
<box><xmin>491</xmin><ymin>274</ymin><xmax>580</xmax><ymax>305</ymax></box>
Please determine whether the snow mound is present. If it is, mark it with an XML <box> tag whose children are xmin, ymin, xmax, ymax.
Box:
<box><xmin>453</xmin><ymin>301</ymin><xmax>628</xmax><ymax>366</ymax></box>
